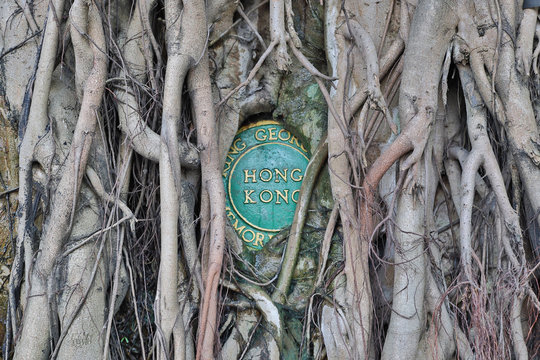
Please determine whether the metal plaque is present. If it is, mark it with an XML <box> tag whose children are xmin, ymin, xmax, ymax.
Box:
<box><xmin>223</xmin><ymin>120</ymin><xmax>310</xmax><ymax>250</ymax></box>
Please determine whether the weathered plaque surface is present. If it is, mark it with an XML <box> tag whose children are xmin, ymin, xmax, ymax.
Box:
<box><xmin>223</xmin><ymin>120</ymin><xmax>310</xmax><ymax>249</ymax></box>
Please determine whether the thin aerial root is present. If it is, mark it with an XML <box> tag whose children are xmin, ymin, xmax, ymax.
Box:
<box><xmin>347</xmin><ymin>19</ymin><xmax>396</xmax><ymax>134</ymax></box>
<box><xmin>217</xmin><ymin>39</ymin><xmax>277</xmax><ymax>106</ymax></box>
<box><xmin>285</xmin><ymin>0</ymin><xmax>301</xmax><ymax>48</ymax></box>
<box><xmin>269</xmin><ymin>0</ymin><xmax>290</xmax><ymax>71</ymax></box>
<box><xmin>316</xmin><ymin>203</ymin><xmax>339</xmax><ymax>287</ymax></box>
<box><xmin>237</xmin><ymin>6</ymin><xmax>267</xmax><ymax>50</ymax></box>
<box><xmin>288</xmin><ymin>40</ymin><xmax>336</xmax><ymax>81</ymax></box>
<box><xmin>272</xmin><ymin>135</ymin><xmax>328</xmax><ymax>303</ymax></box>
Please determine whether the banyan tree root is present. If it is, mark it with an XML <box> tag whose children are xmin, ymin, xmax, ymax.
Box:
<box><xmin>155</xmin><ymin>0</ymin><xmax>207</xmax><ymax>358</ymax></box>
<box><xmin>272</xmin><ymin>135</ymin><xmax>328</xmax><ymax>304</ymax></box>
<box><xmin>13</xmin><ymin>0</ymin><xmax>107</xmax><ymax>358</ymax></box>
<box><xmin>190</xmin><ymin>56</ymin><xmax>227</xmax><ymax>360</ymax></box>
<box><xmin>4</xmin><ymin>0</ymin><xmax>540</xmax><ymax>359</ymax></box>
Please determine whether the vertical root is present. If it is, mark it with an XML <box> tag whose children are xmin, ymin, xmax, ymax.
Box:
<box><xmin>269</xmin><ymin>0</ymin><xmax>289</xmax><ymax>71</ymax></box>
<box><xmin>272</xmin><ymin>136</ymin><xmax>328</xmax><ymax>304</ymax></box>
<box><xmin>14</xmin><ymin>0</ymin><xmax>106</xmax><ymax>357</ymax></box>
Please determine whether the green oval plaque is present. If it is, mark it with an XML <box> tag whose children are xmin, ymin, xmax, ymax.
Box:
<box><xmin>223</xmin><ymin>120</ymin><xmax>310</xmax><ymax>250</ymax></box>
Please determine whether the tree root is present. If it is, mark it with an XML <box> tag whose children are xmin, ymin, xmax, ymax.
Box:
<box><xmin>272</xmin><ymin>135</ymin><xmax>328</xmax><ymax>304</ymax></box>
<box><xmin>516</xmin><ymin>8</ymin><xmax>538</xmax><ymax>76</ymax></box>
<box><xmin>14</xmin><ymin>0</ymin><xmax>106</xmax><ymax>357</ymax></box>
<box><xmin>190</xmin><ymin>55</ymin><xmax>227</xmax><ymax>360</ymax></box>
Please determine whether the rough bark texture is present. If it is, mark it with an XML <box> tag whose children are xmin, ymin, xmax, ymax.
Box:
<box><xmin>0</xmin><ymin>0</ymin><xmax>539</xmax><ymax>359</ymax></box>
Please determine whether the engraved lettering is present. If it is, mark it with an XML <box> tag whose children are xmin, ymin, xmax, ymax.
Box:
<box><xmin>232</xmin><ymin>219</ymin><xmax>245</xmax><ymax>233</ymax></box>
<box><xmin>223</xmin><ymin>154</ymin><xmax>235</xmax><ymax>177</ymax></box>
<box><xmin>289</xmin><ymin>136</ymin><xmax>308</xmax><ymax>152</ymax></box>
<box><xmin>275</xmin><ymin>168</ymin><xmax>288</xmax><ymax>183</ymax></box>
<box><xmin>255</xmin><ymin>128</ymin><xmax>267</xmax><ymax>141</ymax></box>
<box><xmin>291</xmin><ymin>168</ymin><xmax>303</xmax><ymax>182</ymax></box>
<box><xmin>226</xmin><ymin>208</ymin><xmax>235</xmax><ymax>220</ymax></box>
<box><xmin>260</xmin><ymin>190</ymin><xmax>273</xmax><ymax>203</ymax></box>
<box><xmin>244</xmin><ymin>190</ymin><xmax>256</xmax><ymax>204</ymax></box>
<box><xmin>268</xmin><ymin>127</ymin><xmax>278</xmax><ymax>140</ymax></box>
<box><xmin>244</xmin><ymin>169</ymin><xmax>257</xmax><ymax>183</ymax></box>
<box><xmin>254</xmin><ymin>232</ymin><xmax>265</xmax><ymax>247</ymax></box>
<box><xmin>278</xmin><ymin>129</ymin><xmax>291</xmax><ymax>141</ymax></box>
<box><xmin>224</xmin><ymin>121</ymin><xmax>310</xmax><ymax>249</ymax></box>
<box><xmin>292</xmin><ymin>189</ymin><xmax>300</xmax><ymax>203</ymax></box>
<box><xmin>242</xmin><ymin>229</ymin><xmax>255</xmax><ymax>243</ymax></box>
<box><xmin>275</xmin><ymin>189</ymin><xmax>289</xmax><ymax>204</ymax></box>
<box><xmin>259</xmin><ymin>168</ymin><xmax>272</xmax><ymax>182</ymax></box>
<box><xmin>229</xmin><ymin>138</ymin><xmax>246</xmax><ymax>154</ymax></box>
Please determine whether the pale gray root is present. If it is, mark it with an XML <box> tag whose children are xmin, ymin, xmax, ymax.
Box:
<box><xmin>362</xmin><ymin>2</ymin><xmax>458</xmax><ymax>357</ymax></box>
<box><xmin>532</xmin><ymin>24</ymin><xmax>540</xmax><ymax>75</ymax></box>
<box><xmin>456</xmin><ymin>146</ymin><xmax>482</xmax><ymax>282</ymax></box>
<box><xmin>316</xmin><ymin>204</ymin><xmax>339</xmax><ymax>287</ymax></box>
<box><xmin>51</xmin><ymin>219</ymin><xmax>108</xmax><ymax>360</ymax></box>
<box><xmin>302</xmin><ymin>204</ymin><xmax>340</xmax><ymax>353</ymax></box>
<box><xmin>13</xmin><ymin>0</ymin><xmax>107</xmax><ymax>357</ymax></box>
<box><xmin>155</xmin><ymin>0</ymin><xmax>188</xmax><ymax>355</ymax></box>
<box><xmin>460</xmin><ymin>0</ymin><xmax>540</xmax><ymax>229</ymax></box>
<box><xmin>516</xmin><ymin>8</ymin><xmax>538</xmax><ymax>76</ymax></box>
<box><xmin>237</xmin><ymin>282</ymin><xmax>283</xmax><ymax>352</ymax></box>
<box><xmin>416</xmin><ymin>271</ymin><xmax>455</xmax><ymax>360</ymax></box>
<box><xmin>272</xmin><ymin>136</ymin><xmax>328</xmax><ymax>304</ymax></box>
<box><xmin>269</xmin><ymin>0</ymin><xmax>289</xmax><ymax>70</ymax></box>
<box><xmin>175</xmin><ymin>258</ymin><xmax>196</xmax><ymax>360</ymax></box>
<box><xmin>347</xmin><ymin>19</ymin><xmax>396</xmax><ymax>134</ymax></box>
<box><xmin>189</xmin><ymin>54</ymin><xmax>227</xmax><ymax>360</ymax></box>
<box><xmin>458</xmin><ymin>66</ymin><xmax>527</xmax><ymax>282</ymax></box>
<box><xmin>511</xmin><ymin>295</ymin><xmax>528</xmax><ymax>360</ymax></box>
<box><xmin>397</xmin><ymin>0</ymin><xmax>458</xmax><ymax>172</ymax></box>
<box><xmin>86</xmin><ymin>165</ymin><xmax>133</xmax><ymax>221</ymax></box>
<box><xmin>447</xmin><ymin>146</ymin><xmax>489</xmax><ymax>198</ymax></box>
<box><xmin>284</xmin><ymin>0</ymin><xmax>301</xmax><ymax>48</ymax></box>
<box><xmin>326</xmin><ymin>1</ymin><xmax>372</xmax><ymax>355</ymax></box>
<box><xmin>444</xmin><ymin>157</ymin><xmax>463</xmax><ymax>216</ymax></box>
<box><xmin>1</xmin><ymin>0</ymin><xmax>49</xmax><ymax>346</ymax></box>
<box><xmin>114</xmin><ymin>0</ymin><xmax>199</xmax><ymax>169</ymax></box>
<box><xmin>414</xmin><ymin>109</ymin><xmax>456</xmax><ymax>360</ymax></box>
<box><xmin>101</xmin><ymin>142</ymin><xmax>133</xmax><ymax>359</ymax></box>
<box><xmin>13</xmin><ymin>0</ymin><xmax>39</xmax><ymax>35</ymax></box>
<box><xmin>221</xmin><ymin>309</ymin><xmax>259</xmax><ymax>360</ymax></box>
<box><xmin>242</xmin><ymin>329</ymin><xmax>280</xmax><ymax>360</ymax></box>
<box><xmin>442</xmin><ymin>89</ymin><xmax>464</xmax><ymax>215</ymax></box>
<box><xmin>381</xmin><ymin>164</ymin><xmax>426</xmax><ymax>359</ymax></box>
<box><xmin>346</xmin><ymin>0</ymin><xmax>395</xmax><ymax>109</ymax></box>
<box><xmin>0</xmin><ymin>0</ymin><xmax>47</xmax><ymax>112</ymax></box>
<box><xmin>69</xmin><ymin>0</ymin><xmax>93</xmax><ymax>101</ymax></box>
<box><xmin>495</xmin><ymin>3</ymin><xmax>540</xmax><ymax>229</ymax></box>
<box><xmin>15</xmin><ymin>0</ymin><xmax>65</xmax><ymax>301</ymax></box>
<box><xmin>55</xmin><ymin>210</ymin><xmax>107</xmax><ymax>360</ymax></box>
<box><xmin>417</xmin><ymin>256</ymin><xmax>474</xmax><ymax>360</ymax></box>
<box><xmin>347</xmin><ymin>0</ymin><xmax>407</xmax><ymax>120</ymax></box>
<box><xmin>117</xmin><ymin>96</ymin><xmax>199</xmax><ymax>168</ymax></box>
<box><xmin>179</xmin><ymin>170</ymin><xmax>202</xmax><ymax>301</ymax></box>
<box><xmin>55</xmin><ymin>119</ymin><xmax>116</xmax><ymax>360</ymax></box>
<box><xmin>320</xmin><ymin>300</ymin><xmax>351</xmax><ymax>360</ymax></box>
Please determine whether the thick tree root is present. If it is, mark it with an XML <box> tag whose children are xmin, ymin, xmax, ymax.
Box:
<box><xmin>13</xmin><ymin>0</ymin><xmax>106</xmax><ymax>357</ymax></box>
